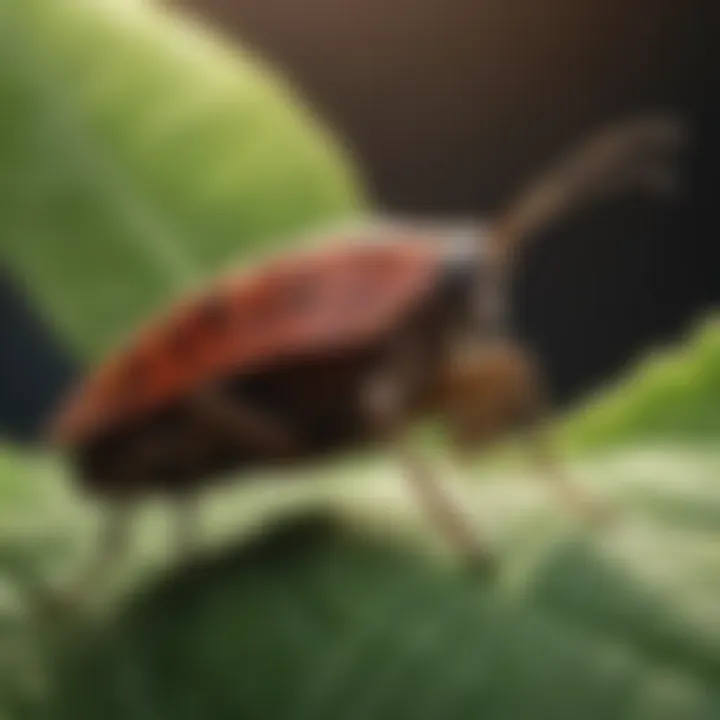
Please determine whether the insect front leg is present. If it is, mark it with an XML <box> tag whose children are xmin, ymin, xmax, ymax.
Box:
<box><xmin>362</xmin><ymin>353</ymin><xmax>494</xmax><ymax>572</ymax></box>
<box><xmin>396</xmin><ymin>443</ymin><xmax>495</xmax><ymax>572</ymax></box>
<box><xmin>193</xmin><ymin>387</ymin><xmax>301</xmax><ymax>456</ymax></box>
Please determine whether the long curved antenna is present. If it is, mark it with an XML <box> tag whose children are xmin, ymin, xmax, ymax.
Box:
<box><xmin>489</xmin><ymin>116</ymin><xmax>687</xmax><ymax>264</ymax></box>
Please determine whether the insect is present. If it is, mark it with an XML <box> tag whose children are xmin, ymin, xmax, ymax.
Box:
<box><xmin>49</xmin><ymin>117</ymin><xmax>683</xmax><ymax>596</ymax></box>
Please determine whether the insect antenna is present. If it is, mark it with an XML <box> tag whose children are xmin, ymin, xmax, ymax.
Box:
<box><xmin>488</xmin><ymin>115</ymin><xmax>688</xmax><ymax>266</ymax></box>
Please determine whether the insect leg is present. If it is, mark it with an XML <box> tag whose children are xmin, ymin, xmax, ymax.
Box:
<box><xmin>526</xmin><ymin>422</ymin><xmax>611</xmax><ymax>525</ymax></box>
<box><xmin>521</xmin><ymin>370</ymin><xmax>611</xmax><ymax>524</ymax></box>
<box><xmin>397</xmin><ymin>442</ymin><xmax>494</xmax><ymax>571</ymax></box>
<box><xmin>193</xmin><ymin>388</ymin><xmax>301</xmax><ymax>455</ymax></box>
<box><xmin>363</xmin><ymin>355</ymin><xmax>494</xmax><ymax>571</ymax></box>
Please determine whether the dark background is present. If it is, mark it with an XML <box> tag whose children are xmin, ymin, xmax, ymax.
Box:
<box><xmin>1</xmin><ymin>0</ymin><xmax>717</xmax><ymax>440</ymax></box>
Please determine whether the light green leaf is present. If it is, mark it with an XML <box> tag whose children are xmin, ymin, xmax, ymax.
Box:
<box><xmin>565</xmin><ymin>318</ymin><xmax>720</xmax><ymax>451</ymax></box>
<box><xmin>2</xmin><ymin>440</ymin><xmax>720</xmax><ymax>719</ymax></box>
<box><xmin>0</xmin><ymin>0</ymin><xmax>363</xmax><ymax>358</ymax></box>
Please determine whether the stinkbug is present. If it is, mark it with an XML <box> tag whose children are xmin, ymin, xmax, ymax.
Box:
<box><xmin>49</xmin><ymin>117</ymin><xmax>683</xmax><ymax>595</ymax></box>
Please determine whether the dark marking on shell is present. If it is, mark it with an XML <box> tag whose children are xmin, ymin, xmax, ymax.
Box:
<box><xmin>119</xmin><ymin>355</ymin><xmax>149</xmax><ymax>393</ymax></box>
<box><xmin>195</xmin><ymin>294</ymin><xmax>231</xmax><ymax>330</ymax></box>
<box><xmin>166</xmin><ymin>326</ymin><xmax>192</xmax><ymax>358</ymax></box>
<box><xmin>166</xmin><ymin>319</ymin><xmax>198</xmax><ymax>360</ymax></box>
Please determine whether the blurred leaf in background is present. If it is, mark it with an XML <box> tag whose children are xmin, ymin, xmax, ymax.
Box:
<box><xmin>0</xmin><ymin>0</ymin><xmax>363</xmax><ymax>359</ymax></box>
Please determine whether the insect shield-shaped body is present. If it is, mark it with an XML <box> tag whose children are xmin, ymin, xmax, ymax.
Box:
<box><xmin>50</xmin><ymin>232</ymin><xmax>484</xmax><ymax>495</ymax></box>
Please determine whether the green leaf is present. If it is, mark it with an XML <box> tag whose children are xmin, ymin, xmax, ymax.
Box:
<box><xmin>0</xmin><ymin>0</ymin><xmax>363</xmax><ymax>358</ymax></box>
<box><xmin>2</xmin><ymin>443</ymin><xmax>720</xmax><ymax>719</ymax></box>
<box><xmin>565</xmin><ymin>318</ymin><xmax>720</xmax><ymax>451</ymax></box>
